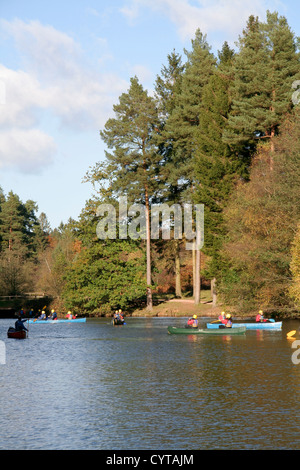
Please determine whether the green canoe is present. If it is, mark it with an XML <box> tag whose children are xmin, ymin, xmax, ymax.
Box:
<box><xmin>167</xmin><ymin>326</ymin><xmax>246</xmax><ymax>335</ymax></box>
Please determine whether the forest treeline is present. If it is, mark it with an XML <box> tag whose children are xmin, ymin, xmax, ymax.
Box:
<box><xmin>2</xmin><ymin>11</ymin><xmax>300</xmax><ymax>316</ymax></box>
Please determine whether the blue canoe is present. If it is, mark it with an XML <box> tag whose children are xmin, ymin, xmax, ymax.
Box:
<box><xmin>206</xmin><ymin>321</ymin><xmax>282</xmax><ymax>330</ymax></box>
<box><xmin>28</xmin><ymin>318</ymin><xmax>86</xmax><ymax>324</ymax></box>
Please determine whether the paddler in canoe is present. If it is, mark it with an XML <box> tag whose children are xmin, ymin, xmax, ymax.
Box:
<box><xmin>218</xmin><ymin>311</ymin><xmax>227</xmax><ymax>324</ymax></box>
<box><xmin>66</xmin><ymin>311</ymin><xmax>77</xmax><ymax>319</ymax></box>
<box><xmin>15</xmin><ymin>316</ymin><xmax>28</xmax><ymax>333</ymax></box>
<box><xmin>38</xmin><ymin>310</ymin><xmax>46</xmax><ymax>320</ymax></box>
<box><xmin>186</xmin><ymin>314</ymin><xmax>198</xmax><ymax>328</ymax></box>
<box><xmin>50</xmin><ymin>309</ymin><xmax>58</xmax><ymax>320</ymax></box>
<box><xmin>256</xmin><ymin>310</ymin><xmax>267</xmax><ymax>322</ymax></box>
<box><xmin>225</xmin><ymin>314</ymin><xmax>232</xmax><ymax>328</ymax></box>
<box><xmin>218</xmin><ymin>313</ymin><xmax>233</xmax><ymax>328</ymax></box>
<box><xmin>113</xmin><ymin>310</ymin><xmax>125</xmax><ymax>325</ymax></box>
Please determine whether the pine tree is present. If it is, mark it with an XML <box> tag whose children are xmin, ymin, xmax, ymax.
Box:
<box><xmin>223</xmin><ymin>15</ymin><xmax>270</xmax><ymax>148</ymax></box>
<box><xmin>90</xmin><ymin>77</ymin><xmax>160</xmax><ymax>310</ymax></box>
<box><xmin>263</xmin><ymin>10</ymin><xmax>300</xmax><ymax>149</ymax></box>
<box><xmin>0</xmin><ymin>191</ymin><xmax>28</xmax><ymax>255</ymax></box>
<box><xmin>158</xmin><ymin>30</ymin><xmax>216</xmax><ymax>303</ymax></box>
<box><xmin>192</xmin><ymin>42</ymin><xmax>245</xmax><ymax>304</ymax></box>
<box><xmin>154</xmin><ymin>50</ymin><xmax>185</xmax><ymax>297</ymax></box>
<box><xmin>194</xmin><ymin>44</ymin><xmax>235</xmax><ymax>254</ymax></box>
<box><xmin>224</xmin><ymin>12</ymin><xmax>300</xmax><ymax>153</ymax></box>
<box><xmin>165</xmin><ymin>29</ymin><xmax>216</xmax><ymax>181</ymax></box>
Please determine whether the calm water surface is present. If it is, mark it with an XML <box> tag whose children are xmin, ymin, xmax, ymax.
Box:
<box><xmin>0</xmin><ymin>317</ymin><xmax>299</xmax><ymax>450</ymax></box>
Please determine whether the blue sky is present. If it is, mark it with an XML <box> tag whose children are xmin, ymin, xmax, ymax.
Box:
<box><xmin>1</xmin><ymin>0</ymin><xmax>300</xmax><ymax>229</ymax></box>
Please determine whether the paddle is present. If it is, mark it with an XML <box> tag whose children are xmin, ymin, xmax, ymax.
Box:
<box><xmin>268</xmin><ymin>319</ymin><xmax>275</xmax><ymax>322</ymax></box>
<box><xmin>211</xmin><ymin>320</ymin><xmax>221</xmax><ymax>323</ymax></box>
<box><xmin>287</xmin><ymin>330</ymin><xmax>296</xmax><ymax>339</ymax></box>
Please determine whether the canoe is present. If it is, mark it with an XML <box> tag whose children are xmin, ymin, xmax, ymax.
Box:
<box><xmin>167</xmin><ymin>326</ymin><xmax>246</xmax><ymax>335</ymax></box>
<box><xmin>28</xmin><ymin>318</ymin><xmax>86</xmax><ymax>324</ymax></box>
<box><xmin>7</xmin><ymin>328</ymin><xmax>27</xmax><ymax>339</ymax></box>
<box><xmin>206</xmin><ymin>321</ymin><xmax>282</xmax><ymax>330</ymax></box>
<box><xmin>112</xmin><ymin>319</ymin><xmax>126</xmax><ymax>326</ymax></box>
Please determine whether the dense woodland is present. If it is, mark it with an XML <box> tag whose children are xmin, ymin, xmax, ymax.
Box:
<box><xmin>2</xmin><ymin>11</ymin><xmax>300</xmax><ymax>316</ymax></box>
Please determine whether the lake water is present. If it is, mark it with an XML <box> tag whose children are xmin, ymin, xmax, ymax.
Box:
<box><xmin>0</xmin><ymin>317</ymin><xmax>299</xmax><ymax>450</ymax></box>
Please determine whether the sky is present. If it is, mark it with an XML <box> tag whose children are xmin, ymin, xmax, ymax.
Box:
<box><xmin>1</xmin><ymin>0</ymin><xmax>300</xmax><ymax>229</ymax></box>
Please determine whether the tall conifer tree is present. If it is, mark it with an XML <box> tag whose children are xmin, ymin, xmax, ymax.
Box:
<box><xmin>154</xmin><ymin>50</ymin><xmax>185</xmax><ymax>296</ymax></box>
<box><xmin>224</xmin><ymin>12</ymin><xmax>300</xmax><ymax>154</ymax></box>
<box><xmin>193</xmin><ymin>42</ymin><xmax>246</xmax><ymax>303</ymax></box>
<box><xmin>91</xmin><ymin>77</ymin><xmax>160</xmax><ymax>310</ymax></box>
<box><xmin>164</xmin><ymin>29</ymin><xmax>216</xmax><ymax>186</ymax></box>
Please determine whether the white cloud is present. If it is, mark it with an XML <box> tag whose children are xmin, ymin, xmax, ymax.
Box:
<box><xmin>1</xmin><ymin>19</ymin><xmax>82</xmax><ymax>82</ymax></box>
<box><xmin>0</xmin><ymin>19</ymin><xmax>129</xmax><ymax>174</ymax></box>
<box><xmin>0</xmin><ymin>64</ymin><xmax>45</xmax><ymax>129</ymax></box>
<box><xmin>1</xmin><ymin>19</ymin><xmax>128</xmax><ymax>129</ymax></box>
<box><xmin>0</xmin><ymin>128</ymin><xmax>56</xmax><ymax>174</ymax></box>
<box><xmin>120</xmin><ymin>0</ymin><xmax>277</xmax><ymax>41</ymax></box>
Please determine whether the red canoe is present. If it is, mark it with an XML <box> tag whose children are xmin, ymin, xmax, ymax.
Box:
<box><xmin>7</xmin><ymin>328</ymin><xmax>27</xmax><ymax>339</ymax></box>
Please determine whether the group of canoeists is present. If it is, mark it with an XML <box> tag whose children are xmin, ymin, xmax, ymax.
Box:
<box><xmin>112</xmin><ymin>309</ymin><xmax>125</xmax><ymax>325</ymax></box>
<box><xmin>186</xmin><ymin>312</ymin><xmax>233</xmax><ymax>329</ymax></box>
<box><xmin>33</xmin><ymin>310</ymin><xmax>77</xmax><ymax>321</ymax></box>
<box><xmin>15</xmin><ymin>308</ymin><xmax>77</xmax><ymax>322</ymax></box>
<box><xmin>186</xmin><ymin>309</ymin><xmax>269</xmax><ymax>330</ymax></box>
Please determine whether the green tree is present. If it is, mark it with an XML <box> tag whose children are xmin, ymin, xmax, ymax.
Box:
<box><xmin>157</xmin><ymin>31</ymin><xmax>216</xmax><ymax>302</ymax></box>
<box><xmin>165</xmin><ymin>29</ymin><xmax>216</xmax><ymax>179</ymax></box>
<box><xmin>219</xmin><ymin>109</ymin><xmax>300</xmax><ymax>313</ymax></box>
<box><xmin>263</xmin><ymin>10</ymin><xmax>300</xmax><ymax>148</ymax></box>
<box><xmin>154</xmin><ymin>50</ymin><xmax>185</xmax><ymax>297</ymax></box>
<box><xmin>0</xmin><ymin>191</ymin><xmax>28</xmax><ymax>255</ymax></box>
<box><xmin>62</xmin><ymin>198</ymin><xmax>146</xmax><ymax>314</ymax></box>
<box><xmin>0</xmin><ymin>191</ymin><xmax>49</xmax><ymax>295</ymax></box>
<box><xmin>87</xmin><ymin>76</ymin><xmax>160</xmax><ymax>310</ymax></box>
<box><xmin>35</xmin><ymin>220</ymin><xmax>78</xmax><ymax>306</ymax></box>
<box><xmin>224</xmin><ymin>12</ymin><xmax>299</xmax><ymax>154</ymax></box>
<box><xmin>63</xmin><ymin>237</ymin><xmax>146</xmax><ymax>314</ymax></box>
<box><xmin>193</xmin><ymin>42</ymin><xmax>240</xmax><ymax>303</ymax></box>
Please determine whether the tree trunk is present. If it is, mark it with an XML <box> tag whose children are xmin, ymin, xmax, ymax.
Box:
<box><xmin>192</xmin><ymin>238</ymin><xmax>196</xmax><ymax>296</ymax></box>
<box><xmin>211</xmin><ymin>277</ymin><xmax>217</xmax><ymax>307</ymax></box>
<box><xmin>175</xmin><ymin>240</ymin><xmax>182</xmax><ymax>298</ymax></box>
<box><xmin>145</xmin><ymin>187</ymin><xmax>152</xmax><ymax>311</ymax></box>
<box><xmin>194</xmin><ymin>230</ymin><xmax>201</xmax><ymax>305</ymax></box>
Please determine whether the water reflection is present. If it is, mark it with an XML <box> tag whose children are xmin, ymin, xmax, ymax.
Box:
<box><xmin>0</xmin><ymin>317</ymin><xmax>299</xmax><ymax>449</ymax></box>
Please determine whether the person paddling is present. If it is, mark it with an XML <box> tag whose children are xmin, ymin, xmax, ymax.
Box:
<box><xmin>38</xmin><ymin>310</ymin><xmax>46</xmax><ymax>320</ymax></box>
<box><xmin>15</xmin><ymin>316</ymin><xmax>28</xmax><ymax>332</ymax></box>
<box><xmin>256</xmin><ymin>310</ymin><xmax>266</xmax><ymax>322</ymax></box>
<box><xmin>51</xmin><ymin>309</ymin><xmax>58</xmax><ymax>320</ymax></box>
<box><xmin>186</xmin><ymin>315</ymin><xmax>198</xmax><ymax>328</ymax></box>
<box><xmin>224</xmin><ymin>314</ymin><xmax>233</xmax><ymax>328</ymax></box>
<box><xmin>218</xmin><ymin>312</ymin><xmax>226</xmax><ymax>324</ymax></box>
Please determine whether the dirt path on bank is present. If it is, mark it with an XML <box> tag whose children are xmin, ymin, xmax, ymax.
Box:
<box><xmin>132</xmin><ymin>298</ymin><xmax>222</xmax><ymax>318</ymax></box>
